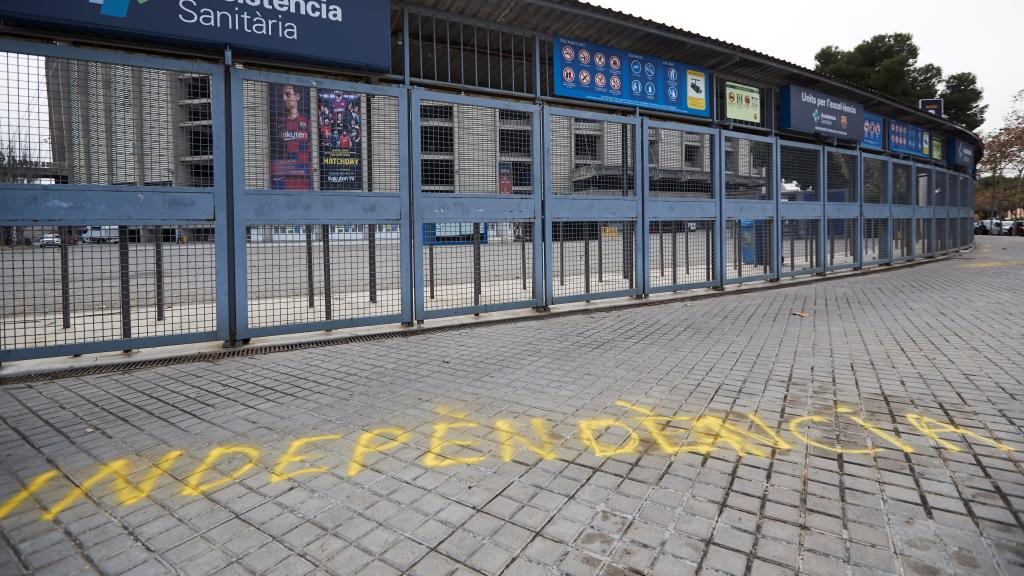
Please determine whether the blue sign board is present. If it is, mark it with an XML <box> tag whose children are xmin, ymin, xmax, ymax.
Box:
<box><xmin>888</xmin><ymin>119</ymin><xmax>931</xmax><ymax>158</ymax></box>
<box><xmin>553</xmin><ymin>37</ymin><xmax>710</xmax><ymax>118</ymax></box>
<box><xmin>779</xmin><ymin>85</ymin><xmax>864</xmax><ymax>141</ymax></box>
<box><xmin>947</xmin><ymin>138</ymin><xmax>974</xmax><ymax>168</ymax></box>
<box><xmin>0</xmin><ymin>0</ymin><xmax>391</xmax><ymax>71</ymax></box>
<box><xmin>861</xmin><ymin>113</ymin><xmax>885</xmax><ymax>150</ymax></box>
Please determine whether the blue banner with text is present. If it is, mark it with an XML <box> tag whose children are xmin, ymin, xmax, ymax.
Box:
<box><xmin>0</xmin><ymin>0</ymin><xmax>391</xmax><ymax>71</ymax></box>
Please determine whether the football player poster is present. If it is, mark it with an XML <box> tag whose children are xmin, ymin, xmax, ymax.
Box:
<box><xmin>270</xmin><ymin>83</ymin><xmax>312</xmax><ymax>191</ymax></box>
<box><xmin>318</xmin><ymin>90</ymin><xmax>363</xmax><ymax>190</ymax></box>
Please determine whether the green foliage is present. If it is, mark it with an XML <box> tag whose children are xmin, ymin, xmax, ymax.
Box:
<box><xmin>941</xmin><ymin>73</ymin><xmax>987</xmax><ymax>131</ymax></box>
<box><xmin>814</xmin><ymin>33</ymin><xmax>985</xmax><ymax>131</ymax></box>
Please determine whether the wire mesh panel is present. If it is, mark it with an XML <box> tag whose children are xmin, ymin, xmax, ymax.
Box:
<box><xmin>647</xmin><ymin>127</ymin><xmax>714</xmax><ymax>199</ymax></box>
<box><xmin>415</xmin><ymin>93</ymin><xmax>540</xmax><ymax>317</ymax></box>
<box><xmin>246</xmin><ymin>224</ymin><xmax>402</xmax><ymax>328</ymax></box>
<box><xmin>935</xmin><ymin>172</ymin><xmax>947</xmax><ymax>208</ymax></box>
<box><xmin>725</xmin><ymin>219</ymin><xmax>773</xmax><ymax>280</ymax></box>
<box><xmin>1</xmin><ymin>42</ymin><xmax>224</xmax><ymax>360</ymax></box>
<box><xmin>2</xmin><ymin>225</ymin><xmax>216</xmax><ymax>353</ymax></box>
<box><xmin>0</xmin><ymin>52</ymin><xmax>213</xmax><ymax>188</ymax></box>
<box><xmin>917</xmin><ymin>168</ymin><xmax>932</xmax><ymax>207</ymax></box>
<box><xmin>237</xmin><ymin>72</ymin><xmax>408</xmax><ymax>334</ymax></box>
<box><xmin>863</xmin><ymin>218</ymin><xmax>890</xmax><ymax>264</ymax></box>
<box><xmin>422</xmin><ymin>222</ymin><xmax>534</xmax><ymax>311</ymax></box>
<box><xmin>893</xmin><ymin>218</ymin><xmax>914</xmax><ymax>260</ymax></box>
<box><xmin>826</xmin><ymin>218</ymin><xmax>857</xmax><ymax>268</ymax></box>
<box><xmin>826</xmin><ymin>151</ymin><xmax>858</xmax><ymax>203</ymax></box>
<box><xmin>549</xmin><ymin>114</ymin><xmax>635</xmax><ymax>197</ymax></box>
<box><xmin>916</xmin><ymin>219</ymin><xmax>933</xmax><ymax>256</ymax></box>
<box><xmin>893</xmin><ymin>163</ymin><xmax>913</xmax><ymax>205</ymax></box>
<box><xmin>780</xmin><ymin>145</ymin><xmax>820</xmax><ymax>202</ymax></box>
<box><xmin>552</xmin><ymin>221</ymin><xmax>635</xmax><ymax>299</ymax></box>
<box><xmin>935</xmin><ymin>218</ymin><xmax>948</xmax><ymax>253</ymax></box>
<box><xmin>781</xmin><ymin>219</ymin><xmax>820</xmax><ymax>275</ymax></box>
<box><xmin>724</xmin><ymin>136</ymin><xmax>772</xmax><ymax>200</ymax></box>
<box><xmin>648</xmin><ymin>220</ymin><xmax>715</xmax><ymax>290</ymax></box>
<box><xmin>863</xmin><ymin>157</ymin><xmax>889</xmax><ymax>204</ymax></box>
<box><xmin>417</xmin><ymin>100</ymin><xmax>534</xmax><ymax>194</ymax></box>
<box><xmin>545</xmin><ymin>108</ymin><xmax>639</xmax><ymax>304</ymax></box>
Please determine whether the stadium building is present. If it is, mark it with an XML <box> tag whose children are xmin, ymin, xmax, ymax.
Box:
<box><xmin>0</xmin><ymin>0</ymin><xmax>981</xmax><ymax>363</ymax></box>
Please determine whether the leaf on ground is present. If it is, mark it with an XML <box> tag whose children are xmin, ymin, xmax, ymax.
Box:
<box><xmin>791</xmin><ymin>310</ymin><xmax>812</xmax><ymax>318</ymax></box>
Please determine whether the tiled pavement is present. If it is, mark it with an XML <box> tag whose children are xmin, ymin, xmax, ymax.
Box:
<box><xmin>1</xmin><ymin>237</ymin><xmax>1023</xmax><ymax>576</ymax></box>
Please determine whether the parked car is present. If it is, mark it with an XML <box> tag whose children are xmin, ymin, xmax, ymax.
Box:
<box><xmin>1009</xmin><ymin>221</ymin><xmax>1024</xmax><ymax>237</ymax></box>
<box><xmin>990</xmin><ymin>221</ymin><xmax>1012</xmax><ymax>236</ymax></box>
<box><xmin>974</xmin><ymin>221</ymin><xmax>990</xmax><ymax>235</ymax></box>
<box><xmin>38</xmin><ymin>234</ymin><xmax>62</xmax><ymax>247</ymax></box>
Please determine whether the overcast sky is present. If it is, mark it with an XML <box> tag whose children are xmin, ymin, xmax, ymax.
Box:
<box><xmin>585</xmin><ymin>0</ymin><xmax>1018</xmax><ymax>134</ymax></box>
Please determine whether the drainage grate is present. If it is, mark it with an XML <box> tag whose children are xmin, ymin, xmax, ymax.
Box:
<box><xmin>0</xmin><ymin>316</ymin><xmax>541</xmax><ymax>385</ymax></box>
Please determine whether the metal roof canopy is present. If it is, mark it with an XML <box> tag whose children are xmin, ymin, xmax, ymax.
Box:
<box><xmin>399</xmin><ymin>0</ymin><xmax>982</xmax><ymax>159</ymax></box>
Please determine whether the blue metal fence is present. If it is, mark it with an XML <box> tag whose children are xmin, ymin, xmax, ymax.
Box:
<box><xmin>0</xmin><ymin>39</ymin><xmax>977</xmax><ymax>363</ymax></box>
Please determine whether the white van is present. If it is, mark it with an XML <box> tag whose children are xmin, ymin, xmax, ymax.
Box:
<box><xmin>81</xmin><ymin>226</ymin><xmax>119</xmax><ymax>243</ymax></box>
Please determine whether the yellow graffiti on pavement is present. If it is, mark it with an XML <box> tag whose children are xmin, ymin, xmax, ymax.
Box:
<box><xmin>906</xmin><ymin>414</ymin><xmax>1017</xmax><ymax>453</ymax></box>
<box><xmin>578</xmin><ymin>418</ymin><xmax>641</xmax><ymax>457</ymax></box>
<box><xmin>181</xmin><ymin>446</ymin><xmax>260</xmax><ymax>496</ymax></box>
<box><xmin>423</xmin><ymin>421</ymin><xmax>488</xmax><ymax>467</ymax></box>
<box><xmin>0</xmin><ymin>471</ymin><xmax>59</xmax><ymax>520</ymax></box>
<box><xmin>347</xmin><ymin>428</ymin><xmax>409</xmax><ymax>477</ymax></box>
<box><xmin>495</xmin><ymin>419</ymin><xmax>558</xmax><ymax>462</ymax></box>
<box><xmin>271</xmin><ymin>435</ymin><xmax>342</xmax><ymax>483</ymax></box>
<box><xmin>42</xmin><ymin>450</ymin><xmax>183</xmax><ymax>520</ymax></box>
<box><xmin>0</xmin><ymin>403</ymin><xmax>1017</xmax><ymax>523</ymax></box>
<box><xmin>962</xmin><ymin>260</ymin><xmax>1021</xmax><ymax>268</ymax></box>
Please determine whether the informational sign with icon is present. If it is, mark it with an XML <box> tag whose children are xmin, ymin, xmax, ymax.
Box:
<box><xmin>931</xmin><ymin>135</ymin><xmax>944</xmax><ymax>162</ymax></box>
<box><xmin>554</xmin><ymin>36</ymin><xmax>710</xmax><ymax>117</ymax></box>
<box><xmin>861</xmin><ymin>113</ymin><xmax>885</xmax><ymax>151</ymax></box>
<box><xmin>948</xmin><ymin>138</ymin><xmax>974</xmax><ymax>168</ymax></box>
<box><xmin>779</xmin><ymin>85</ymin><xmax>864</xmax><ymax>141</ymax></box>
<box><xmin>888</xmin><ymin>119</ymin><xmax>930</xmax><ymax>158</ymax></box>
<box><xmin>724</xmin><ymin>82</ymin><xmax>760</xmax><ymax>123</ymax></box>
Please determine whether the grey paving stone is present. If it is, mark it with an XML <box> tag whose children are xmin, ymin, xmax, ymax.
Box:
<box><xmin>2</xmin><ymin>238</ymin><xmax>1023</xmax><ymax>576</ymax></box>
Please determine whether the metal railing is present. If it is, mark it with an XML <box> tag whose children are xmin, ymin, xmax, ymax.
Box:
<box><xmin>0</xmin><ymin>39</ymin><xmax>977</xmax><ymax>363</ymax></box>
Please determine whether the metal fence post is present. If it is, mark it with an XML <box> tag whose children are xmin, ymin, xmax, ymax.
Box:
<box><xmin>714</xmin><ymin>130</ymin><xmax>726</xmax><ymax>290</ymax></box>
<box><xmin>224</xmin><ymin>47</ymin><xmax>243</xmax><ymax>346</ymax></box>
<box><xmin>321</xmin><ymin>224</ymin><xmax>332</xmax><ymax>321</ymax></box>
<box><xmin>472</xmin><ymin>223</ymin><xmax>482</xmax><ymax>307</ymax></box>
<box><xmin>772</xmin><ymin>137</ymin><xmax>782</xmax><ymax>280</ymax></box>
<box><xmin>155</xmin><ymin>227</ymin><xmax>165</xmax><ymax>321</ymax></box>
<box><xmin>118</xmin><ymin>225</ymin><xmax>132</xmax><ymax>343</ymax></box>
<box><xmin>369</xmin><ymin>225</ymin><xmax>379</xmax><ymax>304</ymax></box>
<box><xmin>60</xmin><ymin>225</ymin><xmax>71</xmax><ymax>329</ymax></box>
<box><xmin>305</xmin><ymin>226</ymin><xmax>315</xmax><ymax>308</ymax></box>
